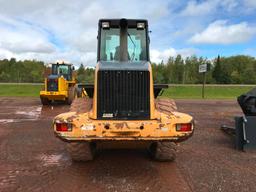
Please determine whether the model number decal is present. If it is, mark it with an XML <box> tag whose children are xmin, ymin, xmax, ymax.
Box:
<box><xmin>103</xmin><ymin>113</ymin><xmax>113</xmax><ymax>118</ymax></box>
<box><xmin>81</xmin><ymin>124</ymin><xmax>94</xmax><ymax>131</ymax></box>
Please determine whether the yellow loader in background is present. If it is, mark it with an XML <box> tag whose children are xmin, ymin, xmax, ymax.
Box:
<box><xmin>40</xmin><ymin>62</ymin><xmax>77</xmax><ymax>105</ymax></box>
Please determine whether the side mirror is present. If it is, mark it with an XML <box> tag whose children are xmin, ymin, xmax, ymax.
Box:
<box><xmin>72</xmin><ymin>66</ymin><xmax>75</xmax><ymax>70</ymax></box>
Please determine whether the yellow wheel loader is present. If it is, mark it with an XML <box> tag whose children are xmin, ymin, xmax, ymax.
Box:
<box><xmin>40</xmin><ymin>62</ymin><xmax>77</xmax><ymax>105</ymax></box>
<box><xmin>53</xmin><ymin>19</ymin><xmax>194</xmax><ymax>161</ymax></box>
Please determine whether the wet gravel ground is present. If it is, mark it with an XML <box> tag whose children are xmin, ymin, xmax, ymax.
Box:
<box><xmin>0</xmin><ymin>97</ymin><xmax>255</xmax><ymax>192</ymax></box>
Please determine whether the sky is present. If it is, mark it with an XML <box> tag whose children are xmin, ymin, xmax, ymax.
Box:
<box><xmin>0</xmin><ymin>0</ymin><xmax>255</xmax><ymax>67</ymax></box>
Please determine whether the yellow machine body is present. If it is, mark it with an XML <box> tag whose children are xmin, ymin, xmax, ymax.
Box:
<box><xmin>40</xmin><ymin>76</ymin><xmax>76</xmax><ymax>101</ymax></box>
<box><xmin>53</xmin><ymin>19</ymin><xmax>194</xmax><ymax>163</ymax></box>
<box><xmin>53</xmin><ymin>63</ymin><xmax>194</xmax><ymax>141</ymax></box>
<box><xmin>39</xmin><ymin>62</ymin><xmax>76</xmax><ymax>104</ymax></box>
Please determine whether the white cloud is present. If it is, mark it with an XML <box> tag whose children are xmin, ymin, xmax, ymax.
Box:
<box><xmin>0</xmin><ymin>47</ymin><xmax>96</xmax><ymax>68</ymax></box>
<box><xmin>243</xmin><ymin>0</ymin><xmax>256</xmax><ymax>13</ymax></box>
<box><xmin>0</xmin><ymin>31</ymin><xmax>55</xmax><ymax>54</ymax></box>
<box><xmin>0</xmin><ymin>15</ymin><xmax>56</xmax><ymax>53</ymax></box>
<box><xmin>181</xmin><ymin>0</ymin><xmax>216</xmax><ymax>16</ymax></box>
<box><xmin>0</xmin><ymin>0</ymin><xmax>254</xmax><ymax>65</ymax></box>
<box><xmin>150</xmin><ymin>48</ymin><xmax>196</xmax><ymax>63</ymax></box>
<box><xmin>189</xmin><ymin>20</ymin><xmax>256</xmax><ymax>44</ymax></box>
<box><xmin>221</xmin><ymin>0</ymin><xmax>239</xmax><ymax>11</ymax></box>
<box><xmin>0</xmin><ymin>0</ymin><xmax>171</xmax><ymax>65</ymax></box>
<box><xmin>0</xmin><ymin>48</ymin><xmax>14</xmax><ymax>59</ymax></box>
<box><xmin>244</xmin><ymin>0</ymin><xmax>256</xmax><ymax>8</ymax></box>
<box><xmin>181</xmin><ymin>0</ymin><xmax>239</xmax><ymax>16</ymax></box>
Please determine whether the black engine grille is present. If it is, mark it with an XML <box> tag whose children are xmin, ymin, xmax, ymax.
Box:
<box><xmin>47</xmin><ymin>79</ymin><xmax>58</xmax><ymax>91</ymax></box>
<box><xmin>97</xmin><ymin>70</ymin><xmax>150</xmax><ymax>120</ymax></box>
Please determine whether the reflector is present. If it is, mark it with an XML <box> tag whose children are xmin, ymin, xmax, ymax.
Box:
<box><xmin>176</xmin><ymin>123</ymin><xmax>192</xmax><ymax>132</ymax></box>
<box><xmin>56</xmin><ymin>123</ymin><xmax>72</xmax><ymax>132</ymax></box>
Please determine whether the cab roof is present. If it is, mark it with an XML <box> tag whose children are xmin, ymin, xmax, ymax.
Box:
<box><xmin>98</xmin><ymin>18</ymin><xmax>148</xmax><ymax>28</ymax></box>
<box><xmin>50</xmin><ymin>61</ymin><xmax>73</xmax><ymax>66</ymax></box>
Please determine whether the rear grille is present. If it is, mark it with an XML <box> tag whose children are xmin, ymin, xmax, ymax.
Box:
<box><xmin>97</xmin><ymin>70</ymin><xmax>150</xmax><ymax>120</ymax></box>
<box><xmin>47</xmin><ymin>79</ymin><xmax>58</xmax><ymax>91</ymax></box>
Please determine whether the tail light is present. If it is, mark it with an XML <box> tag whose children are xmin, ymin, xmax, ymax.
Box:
<box><xmin>56</xmin><ymin>123</ymin><xmax>72</xmax><ymax>132</ymax></box>
<box><xmin>176</xmin><ymin>123</ymin><xmax>192</xmax><ymax>132</ymax></box>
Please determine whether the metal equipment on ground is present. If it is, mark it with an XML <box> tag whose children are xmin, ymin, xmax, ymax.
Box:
<box><xmin>221</xmin><ymin>88</ymin><xmax>256</xmax><ymax>150</ymax></box>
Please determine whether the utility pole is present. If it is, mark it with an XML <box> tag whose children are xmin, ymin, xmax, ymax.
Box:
<box><xmin>199</xmin><ymin>64</ymin><xmax>208</xmax><ymax>99</ymax></box>
<box><xmin>202</xmin><ymin>72</ymin><xmax>206</xmax><ymax>99</ymax></box>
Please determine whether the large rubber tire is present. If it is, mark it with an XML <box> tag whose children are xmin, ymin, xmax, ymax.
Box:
<box><xmin>40</xmin><ymin>96</ymin><xmax>51</xmax><ymax>105</ymax></box>
<box><xmin>67</xmin><ymin>86</ymin><xmax>75</xmax><ymax>105</ymax></box>
<box><xmin>149</xmin><ymin>141</ymin><xmax>177</xmax><ymax>161</ymax></box>
<box><xmin>67</xmin><ymin>97</ymin><xmax>94</xmax><ymax>161</ymax></box>
<box><xmin>152</xmin><ymin>98</ymin><xmax>177</xmax><ymax>161</ymax></box>
<box><xmin>66</xmin><ymin>142</ymin><xmax>96</xmax><ymax>161</ymax></box>
<box><xmin>155</xmin><ymin>98</ymin><xmax>177</xmax><ymax>114</ymax></box>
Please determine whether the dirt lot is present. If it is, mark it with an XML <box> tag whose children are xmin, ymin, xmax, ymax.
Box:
<box><xmin>0</xmin><ymin>97</ymin><xmax>255</xmax><ymax>192</ymax></box>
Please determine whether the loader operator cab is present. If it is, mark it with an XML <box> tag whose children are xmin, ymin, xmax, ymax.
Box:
<box><xmin>98</xmin><ymin>19</ymin><xmax>149</xmax><ymax>62</ymax></box>
<box><xmin>94</xmin><ymin>19</ymin><xmax>168</xmax><ymax>119</ymax></box>
<box><xmin>51</xmin><ymin>63</ymin><xmax>74</xmax><ymax>81</ymax></box>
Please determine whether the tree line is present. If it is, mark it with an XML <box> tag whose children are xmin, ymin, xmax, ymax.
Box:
<box><xmin>0</xmin><ymin>58</ymin><xmax>45</xmax><ymax>83</ymax></box>
<box><xmin>152</xmin><ymin>55</ymin><xmax>256</xmax><ymax>84</ymax></box>
<box><xmin>0</xmin><ymin>55</ymin><xmax>256</xmax><ymax>84</ymax></box>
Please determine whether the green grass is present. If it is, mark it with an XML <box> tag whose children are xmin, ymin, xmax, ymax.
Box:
<box><xmin>0</xmin><ymin>84</ymin><xmax>254</xmax><ymax>99</ymax></box>
<box><xmin>0</xmin><ymin>84</ymin><xmax>42</xmax><ymax>97</ymax></box>
<box><xmin>162</xmin><ymin>86</ymin><xmax>255</xmax><ymax>99</ymax></box>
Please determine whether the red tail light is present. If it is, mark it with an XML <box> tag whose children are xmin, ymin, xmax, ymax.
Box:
<box><xmin>176</xmin><ymin>123</ymin><xmax>192</xmax><ymax>132</ymax></box>
<box><xmin>56</xmin><ymin>123</ymin><xmax>72</xmax><ymax>132</ymax></box>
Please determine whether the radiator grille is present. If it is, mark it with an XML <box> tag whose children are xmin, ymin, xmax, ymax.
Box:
<box><xmin>97</xmin><ymin>70</ymin><xmax>150</xmax><ymax>119</ymax></box>
<box><xmin>47</xmin><ymin>79</ymin><xmax>58</xmax><ymax>91</ymax></box>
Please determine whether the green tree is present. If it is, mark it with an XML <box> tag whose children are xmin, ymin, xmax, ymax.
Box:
<box><xmin>212</xmin><ymin>55</ymin><xmax>222</xmax><ymax>83</ymax></box>
<box><xmin>77</xmin><ymin>64</ymin><xmax>86</xmax><ymax>82</ymax></box>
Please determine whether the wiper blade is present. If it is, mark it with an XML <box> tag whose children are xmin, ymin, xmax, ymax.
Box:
<box><xmin>127</xmin><ymin>32</ymin><xmax>136</xmax><ymax>61</ymax></box>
